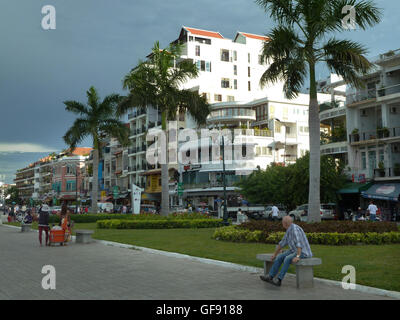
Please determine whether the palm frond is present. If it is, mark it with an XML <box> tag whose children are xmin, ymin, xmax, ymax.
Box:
<box><xmin>63</xmin><ymin>101</ymin><xmax>89</xmax><ymax>115</ymax></box>
<box><xmin>63</xmin><ymin>118</ymin><xmax>91</xmax><ymax>149</ymax></box>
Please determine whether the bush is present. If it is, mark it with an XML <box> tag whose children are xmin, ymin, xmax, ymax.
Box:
<box><xmin>50</xmin><ymin>212</ymin><xmax>211</xmax><ymax>224</ymax></box>
<box><xmin>97</xmin><ymin>219</ymin><xmax>223</xmax><ymax>229</ymax></box>
<box><xmin>213</xmin><ymin>226</ymin><xmax>400</xmax><ymax>245</ymax></box>
<box><xmin>238</xmin><ymin>220</ymin><xmax>398</xmax><ymax>234</ymax></box>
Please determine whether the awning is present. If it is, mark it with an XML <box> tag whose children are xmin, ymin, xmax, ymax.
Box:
<box><xmin>338</xmin><ymin>182</ymin><xmax>373</xmax><ymax>194</ymax></box>
<box><xmin>361</xmin><ymin>183</ymin><xmax>400</xmax><ymax>202</ymax></box>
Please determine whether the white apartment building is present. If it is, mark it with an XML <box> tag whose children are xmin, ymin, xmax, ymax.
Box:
<box><xmin>178</xmin><ymin>92</ymin><xmax>332</xmax><ymax>211</ymax></box>
<box><xmin>126</xmin><ymin>26</ymin><xmax>285</xmax><ymax>207</ymax></box>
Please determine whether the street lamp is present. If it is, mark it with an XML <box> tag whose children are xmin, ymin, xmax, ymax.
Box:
<box><xmin>220</xmin><ymin>135</ymin><xmax>229</xmax><ymax>225</ymax></box>
<box><xmin>274</xmin><ymin>118</ymin><xmax>286</xmax><ymax>166</ymax></box>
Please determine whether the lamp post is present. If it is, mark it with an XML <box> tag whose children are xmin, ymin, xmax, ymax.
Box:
<box><xmin>274</xmin><ymin>118</ymin><xmax>286</xmax><ymax>166</ymax></box>
<box><xmin>221</xmin><ymin>135</ymin><xmax>229</xmax><ymax>225</ymax></box>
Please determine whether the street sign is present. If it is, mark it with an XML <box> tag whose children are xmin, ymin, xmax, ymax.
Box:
<box><xmin>113</xmin><ymin>186</ymin><xmax>119</xmax><ymax>198</ymax></box>
<box><xmin>177</xmin><ymin>183</ymin><xmax>183</xmax><ymax>196</ymax></box>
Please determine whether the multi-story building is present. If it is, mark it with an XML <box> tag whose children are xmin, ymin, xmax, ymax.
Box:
<box><xmin>14</xmin><ymin>165</ymin><xmax>35</xmax><ymax>201</ymax></box>
<box><xmin>319</xmin><ymin>49</ymin><xmax>400</xmax><ymax>217</ymax></box>
<box><xmin>50</xmin><ymin>148</ymin><xmax>91</xmax><ymax>203</ymax></box>
<box><xmin>125</xmin><ymin>26</ymin><xmax>285</xmax><ymax>208</ymax></box>
<box><xmin>178</xmin><ymin>92</ymin><xmax>333</xmax><ymax>211</ymax></box>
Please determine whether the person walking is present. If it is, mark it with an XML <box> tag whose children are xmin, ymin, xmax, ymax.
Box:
<box><xmin>367</xmin><ymin>201</ymin><xmax>378</xmax><ymax>221</ymax></box>
<box><xmin>38</xmin><ymin>204</ymin><xmax>50</xmax><ymax>246</ymax></box>
<box><xmin>271</xmin><ymin>205</ymin><xmax>279</xmax><ymax>221</ymax></box>
<box><xmin>260</xmin><ymin>216</ymin><xmax>312</xmax><ymax>286</ymax></box>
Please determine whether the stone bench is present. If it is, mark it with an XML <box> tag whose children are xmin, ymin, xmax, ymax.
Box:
<box><xmin>75</xmin><ymin>229</ymin><xmax>94</xmax><ymax>244</ymax></box>
<box><xmin>256</xmin><ymin>253</ymin><xmax>322</xmax><ymax>288</ymax></box>
<box><xmin>21</xmin><ymin>224</ymin><xmax>32</xmax><ymax>232</ymax></box>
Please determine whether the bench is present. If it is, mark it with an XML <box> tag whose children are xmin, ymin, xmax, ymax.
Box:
<box><xmin>21</xmin><ymin>224</ymin><xmax>32</xmax><ymax>232</ymax></box>
<box><xmin>75</xmin><ymin>229</ymin><xmax>94</xmax><ymax>244</ymax></box>
<box><xmin>256</xmin><ymin>253</ymin><xmax>322</xmax><ymax>288</ymax></box>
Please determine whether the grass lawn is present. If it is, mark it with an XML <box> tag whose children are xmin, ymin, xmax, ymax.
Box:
<box><xmin>5</xmin><ymin>222</ymin><xmax>400</xmax><ymax>292</ymax></box>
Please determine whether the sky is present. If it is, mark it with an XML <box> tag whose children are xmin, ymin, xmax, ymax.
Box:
<box><xmin>0</xmin><ymin>0</ymin><xmax>398</xmax><ymax>184</ymax></box>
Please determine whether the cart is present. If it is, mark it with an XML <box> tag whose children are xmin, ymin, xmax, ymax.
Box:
<box><xmin>49</xmin><ymin>228</ymin><xmax>72</xmax><ymax>246</ymax></box>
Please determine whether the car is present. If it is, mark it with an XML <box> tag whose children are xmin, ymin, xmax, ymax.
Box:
<box><xmin>289</xmin><ymin>203</ymin><xmax>337</xmax><ymax>221</ymax></box>
<box><xmin>97</xmin><ymin>202</ymin><xmax>114</xmax><ymax>213</ymax></box>
<box><xmin>264</xmin><ymin>205</ymin><xmax>288</xmax><ymax>220</ymax></box>
<box><xmin>50</xmin><ymin>206</ymin><xmax>62</xmax><ymax>215</ymax></box>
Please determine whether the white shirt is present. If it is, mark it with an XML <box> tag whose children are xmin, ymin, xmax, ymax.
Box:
<box><xmin>271</xmin><ymin>206</ymin><xmax>279</xmax><ymax>217</ymax></box>
<box><xmin>367</xmin><ymin>204</ymin><xmax>378</xmax><ymax>215</ymax></box>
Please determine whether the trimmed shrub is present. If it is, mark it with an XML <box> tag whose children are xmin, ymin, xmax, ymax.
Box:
<box><xmin>50</xmin><ymin>212</ymin><xmax>211</xmax><ymax>224</ymax></box>
<box><xmin>97</xmin><ymin>219</ymin><xmax>223</xmax><ymax>229</ymax></box>
<box><xmin>213</xmin><ymin>226</ymin><xmax>400</xmax><ymax>245</ymax></box>
<box><xmin>237</xmin><ymin>220</ymin><xmax>398</xmax><ymax>234</ymax></box>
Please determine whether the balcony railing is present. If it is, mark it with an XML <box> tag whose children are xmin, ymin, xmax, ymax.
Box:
<box><xmin>377</xmin><ymin>83</ymin><xmax>400</xmax><ymax>97</ymax></box>
<box><xmin>347</xmin><ymin>88</ymin><xmax>376</xmax><ymax>104</ymax></box>
<box><xmin>349</xmin><ymin>127</ymin><xmax>400</xmax><ymax>143</ymax></box>
<box><xmin>373</xmin><ymin>167</ymin><xmax>400</xmax><ymax>178</ymax></box>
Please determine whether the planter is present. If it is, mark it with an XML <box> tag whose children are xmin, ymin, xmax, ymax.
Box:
<box><xmin>376</xmin><ymin>169</ymin><xmax>385</xmax><ymax>177</ymax></box>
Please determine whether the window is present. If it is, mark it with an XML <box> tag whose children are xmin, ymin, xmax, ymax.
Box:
<box><xmin>233</xmin><ymin>50</ymin><xmax>237</xmax><ymax>61</ymax></box>
<box><xmin>196</xmin><ymin>60</ymin><xmax>211</xmax><ymax>72</ymax></box>
<box><xmin>202</xmin><ymin>92</ymin><xmax>210</xmax><ymax>102</ymax></box>
<box><xmin>195</xmin><ymin>37</ymin><xmax>211</xmax><ymax>45</ymax></box>
<box><xmin>66</xmin><ymin>180</ymin><xmax>76</xmax><ymax>191</ymax></box>
<box><xmin>299</xmin><ymin>126</ymin><xmax>309</xmax><ymax>133</ymax></box>
<box><xmin>221</xmin><ymin>78</ymin><xmax>230</xmax><ymax>88</ymax></box>
<box><xmin>195</xmin><ymin>45</ymin><xmax>200</xmax><ymax>56</ymax></box>
<box><xmin>248</xmin><ymin>81</ymin><xmax>251</xmax><ymax>91</ymax></box>
<box><xmin>361</xmin><ymin>152</ymin><xmax>367</xmax><ymax>169</ymax></box>
<box><xmin>206</xmin><ymin>61</ymin><xmax>211</xmax><ymax>72</ymax></box>
<box><xmin>227</xmin><ymin>96</ymin><xmax>235</xmax><ymax>102</ymax></box>
<box><xmin>248</xmin><ymin>53</ymin><xmax>251</xmax><ymax>63</ymax></box>
<box><xmin>214</xmin><ymin>94</ymin><xmax>222</xmax><ymax>102</ymax></box>
<box><xmin>233</xmin><ymin>65</ymin><xmax>237</xmax><ymax>75</ymax></box>
<box><xmin>275</xmin><ymin>122</ymin><xmax>281</xmax><ymax>133</ymax></box>
<box><xmin>221</xmin><ymin>49</ymin><xmax>230</xmax><ymax>62</ymax></box>
<box><xmin>248</xmin><ymin>67</ymin><xmax>251</xmax><ymax>77</ymax></box>
<box><xmin>234</xmin><ymin>79</ymin><xmax>237</xmax><ymax>90</ymax></box>
<box><xmin>258</xmin><ymin>55</ymin><xmax>263</xmax><ymax>65</ymax></box>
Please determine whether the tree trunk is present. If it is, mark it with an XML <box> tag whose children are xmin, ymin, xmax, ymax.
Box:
<box><xmin>161</xmin><ymin>110</ymin><xmax>169</xmax><ymax>216</ymax></box>
<box><xmin>91</xmin><ymin>148</ymin><xmax>99</xmax><ymax>214</ymax></box>
<box><xmin>308</xmin><ymin>63</ymin><xmax>321</xmax><ymax>223</ymax></box>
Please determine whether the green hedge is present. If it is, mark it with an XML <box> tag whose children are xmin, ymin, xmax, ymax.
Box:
<box><xmin>237</xmin><ymin>220</ymin><xmax>399</xmax><ymax>234</ymax></box>
<box><xmin>213</xmin><ymin>226</ymin><xmax>400</xmax><ymax>245</ymax></box>
<box><xmin>97</xmin><ymin>219</ymin><xmax>223</xmax><ymax>229</ymax></box>
<box><xmin>47</xmin><ymin>212</ymin><xmax>210</xmax><ymax>224</ymax></box>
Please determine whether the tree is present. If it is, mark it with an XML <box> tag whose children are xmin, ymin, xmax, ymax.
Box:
<box><xmin>256</xmin><ymin>0</ymin><xmax>381</xmax><ymax>222</ymax></box>
<box><xmin>63</xmin><ymin>86</ymin><xmax>129</xmax><ymax>213</ymax></box>
<box><xmin>236</xmin><ymin>153</ymin><xmax>347</xmax><ymax>210</ymax></box>
<box><xmin>118</xmin><ymin>41</ymin><xmax>210</xmax><ymax>216</ymax></box>
<box><xmin>5</xmin><ymin>186</ymin><xmax>20</xmax><ymax>205</ymax></box>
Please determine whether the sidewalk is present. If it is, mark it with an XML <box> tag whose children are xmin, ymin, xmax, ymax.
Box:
<box><xmin>0</xmin><ymin>225</ymin><xmax>396</xmax><ymax>300</ymax></box>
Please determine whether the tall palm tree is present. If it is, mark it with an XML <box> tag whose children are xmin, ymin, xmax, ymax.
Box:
<box><xmin>256</xmin><ymin>0</ymin><xmax>381</xmax><ymax>222</ymax></box>
<box><xmin>63</xmin><ymin>86</ymin><xmax>130</xmax><ymax>213</ymax></box>
<box><xmin>118</xmin><ymin>41</ymin><xmax>210</xmax><ymax>216</ymax></box>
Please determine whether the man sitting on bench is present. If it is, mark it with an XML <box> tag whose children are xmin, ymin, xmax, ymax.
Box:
<box><xmin>260</xmin><ymin>216</ymin><xmax>312</xmax><ymax>286</ymax></box>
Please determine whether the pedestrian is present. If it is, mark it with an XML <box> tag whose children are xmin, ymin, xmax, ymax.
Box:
<box><xmin>356</xmin><ymin>207</ymin><xmax>364</xmax><ymax>221</ymax></box>
<box><xmin>260</xmin><ymin>216</ymin><xmax>312</xmax><ymax>286</ymax></box>
<box><xmin>38</xmin><ymin>204</ymin><xmax>50</xmax><ymax>246</ymax></box>
<box><xmin>367</xmin><ymin>200</ymin><xmax>378</xmax><ymax>221</ymax></box>
<box><xmin>271</xmin><ymin>205</ymin><xmax>279</xmax><ymax>221</ymax></box>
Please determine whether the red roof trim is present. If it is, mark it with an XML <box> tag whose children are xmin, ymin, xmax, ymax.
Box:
<box><xmin>184</xmin><ymin>27</ymin><xmax>224</xmax><ymax>39</ymax></box>
<box><xmin>240</xmin><ymin>32</ymin><xmax>269</xmax><ymax>41</ymax></box>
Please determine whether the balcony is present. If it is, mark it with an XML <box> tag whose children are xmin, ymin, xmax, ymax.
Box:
<box><xmin>349</xmin><ymin>127</ymin><xmax>400</xmax><ymax>144</ymax></box>
<box><xmin>377</xmin><ymin>83</ymin><xmax>400</xmax><ymax>99</ymax></box>
<box><xmin>347</xmin><ymin>88</ymin><xmax>376</xmax><ymax>105</ymax></box>
<box><xmin>207</xmin><ymin>108</ymin><xmax>256</xmax><ymax>123</ymax></box>
<box><xmin>128</xmin><ymin>108</ymin><xmax>146</xmax><ymax>120</ymax></box>
<box><xmin>373</xmin><ymin>167</ymin><xmax>400</xmax><ymax>180</ymax></box>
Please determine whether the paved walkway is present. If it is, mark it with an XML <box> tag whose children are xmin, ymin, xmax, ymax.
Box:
<box><xmin>0</xmin><ymin>225</ymin><xmax>395</xmax><ymax>300</ymax></box>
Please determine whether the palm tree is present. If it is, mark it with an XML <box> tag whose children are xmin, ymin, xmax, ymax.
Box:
<box><xmin>63</xmin><ymin>86</ymin><xmax>130</xmax><ymax>213</ymax></box>
<box><xmin>118</xmin><ymin>41</ymin><xmax>210</xmax><ymax>216</ymax></box>
<box><xmin>256</xmin><ymin>0</ymin><xmax>381</xmax><ymax>222</ymax></box>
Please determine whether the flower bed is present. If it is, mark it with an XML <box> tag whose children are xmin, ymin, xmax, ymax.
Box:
<box><xmin>213</xmin><ymin>226</ymin><xmax>400</xmax><ymax>245</ymax></box>
<box><xmin>97</xmin><ymin>218</ymin><xmax>223</xmax><ymax>229</ymax></box>
<box><xmin>237</xmin><ymin>220</ymin><xmax>399</xmax><ymax>234</ymax></box>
